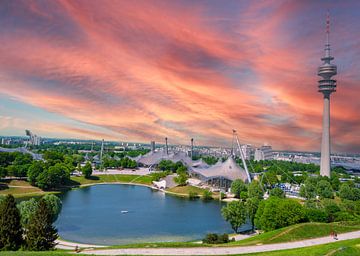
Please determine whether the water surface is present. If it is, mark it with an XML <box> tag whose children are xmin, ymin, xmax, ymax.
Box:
<box><xmin>55</xmin><ymin>184</ymin><xmax>249</xmax><ymax>245</ymax></box>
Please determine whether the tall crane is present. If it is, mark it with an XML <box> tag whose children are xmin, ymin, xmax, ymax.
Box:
<box><xmin>232</xmin><ymin>130</ymin><xmax>251</xmax><ymax>182</ymax></box>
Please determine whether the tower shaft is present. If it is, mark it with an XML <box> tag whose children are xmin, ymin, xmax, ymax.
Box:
<box><xmin>320</xmin><ymin>95</ymin><xmax>331</xmax><ymax>176</ymax></box>
<box><xmin>317</xmin><ymin>12</ymin><xmax>337</xmax><ymax>178</ymax></box>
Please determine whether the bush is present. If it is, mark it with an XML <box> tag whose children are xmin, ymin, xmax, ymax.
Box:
<box><xmin>202</xmin><ymin>233</ymin><xmax>230</xmax><ymax>244</ymax></box>
<box><xmin>323</xmin><ymin>199</ymin><xmax>341</xmax><ymax>222</ymax></box>
<box><xmin>82</xmin><ymin>162</ymin><xmax>92</xmax><ymax>179</ymax></box>
<box><xmin>150</xmin><ymin>171</ymin><xmax>169</xmax><ymax>181</ymax></box>
<box><xmin>188</xmin><ymin>191</ymin><xmax>199</xmax><ymax>200</ymax></box>
<box><xmin>231</xmin><ymin>179</ymin><xmax>247</xmax><ymax>199</ymax></box>
<box><xmin>202</xmin><ymin>190</ymin><xmax>213</xmax><ymax>201</ymax></box>
<box><xmin>255</xmin><ymin>197</ymin><xmax>305</xmax><ymax>231</ymax></box>
<box><xmin>174</xmin><ymin>173</ymin><xmax>187</xmax><ymax>186</ymax></box>
<box><xmin>305</xmin><ymin>208</ymin><xmax>328</xmax><ymax>223</ymax></box>
<box><xmin>334</xmin><ymin>211</ymin><xmax>357</xmax><ymax>222</ymax></box>
<box><xmin>269</xmin><ymin>187</ymin><xmax>285</xmax><ymax>198</ymax></box>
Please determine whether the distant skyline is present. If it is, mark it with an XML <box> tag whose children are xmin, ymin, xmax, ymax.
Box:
<box><xmin>0</xmin><ymin>1</ymin><xmax>359</xmax><ymax>153</ymax></box>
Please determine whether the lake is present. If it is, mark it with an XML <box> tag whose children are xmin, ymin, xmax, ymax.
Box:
<box><xmin>55</xmin><ymin>184</ymin><xmax>249</xmax><ymax>245</ymax></box>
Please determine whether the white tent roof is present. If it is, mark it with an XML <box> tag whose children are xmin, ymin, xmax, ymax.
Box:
<box><xmin>136</xmin><ymin>150</ymin><xmax>192</xmax><ymax>166</ymax></box>
<box><xmin>191</xmin><ymin>157</ymin><xmax>248</xmax><ymax>182</ymax></box>
<box><xmin>192</xmin><ymin>159</ymin><xmax>210</xmax><ymax>169</ymax></box>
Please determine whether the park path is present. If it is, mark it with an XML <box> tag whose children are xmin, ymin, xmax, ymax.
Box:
<box><xmin>80</xmin><ymin>230</ymin><xmax>360</xmax><ymax>255</ymax></box>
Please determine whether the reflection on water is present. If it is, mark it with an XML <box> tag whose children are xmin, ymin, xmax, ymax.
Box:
<box><xmin>55</xmin><ymin>184</ymin><xmax>249</xmax><ymax>245</ymax></box>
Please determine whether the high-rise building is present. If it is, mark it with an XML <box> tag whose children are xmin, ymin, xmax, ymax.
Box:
<box><xmin>150</xmin><ymin>141</ymin><xmax>156</xmax><ymax>152</ymax></box>
<box><xmin>240</xmin><ymin>144</ymin><xmax>252</xmax><ymax>160</ymax></box>
<box><xmin>25</xmin><ymin>130</ymin><xmax>41</xmax><ymax>146</ymax></box>
<box><xmin>318</xmin><ymin>13</ymin><xmax>337</xmax><ymax>178</ymax></box>
<box><xmin>254</xmin><ymin>145</ymin><xmax>273</xmax><ymax>161</ymax></box>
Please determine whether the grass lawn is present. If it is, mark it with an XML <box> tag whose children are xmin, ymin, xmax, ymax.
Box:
<box><xmin>100</xmin><ymin>221</ymin><xmax>360</xmax><ymax>249</ymax></box>
<box><xmin>0</xmin><ymin>174</ymin><xmax>154</xmax><ymax>199</ymax></box>
<box><xmin>229</xmin><ymin>221</ymin><xmax>360</xmax><ymax>246</ymax></box>
<box><xmin>0</xmin><ymin>252</ymin><xmax>75</xmax><ymax>256</ymax></box>
<box><xmin>167</xmin><ymin>185</ymin><xmax>208</xmax><ymax>195</ymax></box>
<box><xmin>238</xmin><ymin>238</ymin><xmax>360</xmax><ymax>256</ymax></box>
<box><xmin>70</xmin><ymin>174</ymin><xmax>153</xmax><ymax>186</ymax></box>
<box><xmin>0</xmin><ymin>180</ymin><xmax>46</xmax><ymax>197</ymax></box>
<box><xmin>0</xmin><ymin>239</ymin><xmax>359</xmax><ymax>255</ymax></box>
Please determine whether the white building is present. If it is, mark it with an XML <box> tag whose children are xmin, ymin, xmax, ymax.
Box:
<box><xmin>240</xmin><ymin>144</ymin><xmax>252</xmax><ymax>160</ymax></box>
<box><xmin>25</xmin><ymin>130</ymin><xmax>41</xmax><ymax>146</ymax></box>
<box><xmin>254</xmin><ymin>145</ymin><xmax>273</xmax><ymax>161</ymax></box>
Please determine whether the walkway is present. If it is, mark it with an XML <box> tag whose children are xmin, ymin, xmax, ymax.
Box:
<box><xmin>80</xmin><ymin>231</ymin><xmax>360</xmax><ymax>255</ymax></box>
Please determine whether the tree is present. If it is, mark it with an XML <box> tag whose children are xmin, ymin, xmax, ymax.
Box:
<box><xmin>255</xmin><ymin>198</ymin><xmax>305</xmax><ymax>231</ymax></box>
<box><xmin>246</xmin><ymin>197</ymin><xmax>260</xmax><ymax>231</ymax></box>
<box><xmin>248</xmin><ymin>180</ymin><xmax>264</xmax><ymax>199</ymax></box>
<box><xmin>25</xmin><ymin>199</ymin><xmax>58</xmax><ymax>251</ymax></box>
<box><xmin>299</xmin><ymin>177</ymin><xmax>317</xmax><ymax>199</ymax></box>
<box><xmin>27</xmin><ymin>161</ymin><xmax>44</xmax><ymax>185</ymax></box>
<box><xmin>18</xmin><ymin>198</ymin><xmax>38</xmax><ymax>226</ymax></box>
<box><xmin>339</xmin><ymin>184</ymin><xmax>360</xmax><ymax>201</ymax></box>
<box><xmin>304</xmin><ymin>208</ymin><xmax>328</xmax><ymax>223</ymax></box>
<box><xmin>82</xmin><ymin>162</ymin><xmax>93</xmax><ymax>179</ymax></box>
<box><xmin>221</xmin><ymin>201</ymin><xmax>247</xmax><ymax>233</ymax></box>
<box><xmin>36</xmin><ymin>163</ymin><xmax>70</xmax><ymax>190</ymax></box>
<box><xmin>174</xmin><ymin>173</ymin><xmax>187</xmax><ymax>186</ymax></box>
<box><xmin>42</xmin><ymin>195</ymin><xmax>62</xmax><ymax>222</ymax></box>
<box><xmin>231</xmin><ymin>179</ymin><xmax>247</xmax><ymax>199</ymax></box>
<box><xmin>322</xmin><ymin>199</ymin><xmax>341</xmax><ymax>222</ymax></box>
<box><xmin>316</xmin><ymin>180</ymin><xmax>334</xmax><ymax>199</ymax></box>
<box><xmin>269</xmin><ymin>187</ymin><xmax>285</xmax><ymax>198</ymax></box>
<box><xmin>0</xmin><ymin>194</ymin><xmax>23</xmax><ymax>250</ymax></box>
<box><xmin>202</xmin><ymin>190</ymin><xmax>213</xmax><ymax>201</ymax></box>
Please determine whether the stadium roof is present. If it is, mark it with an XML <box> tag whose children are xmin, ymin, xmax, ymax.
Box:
<box><xmin>136</xmin><ymin>150</ymin><xmax>192</xmax><ymax>166</ymax></box>
<box><xmin>190</xmin><ymin>157</ymin><xmax>248</xmax><ymax>182</ymax></box>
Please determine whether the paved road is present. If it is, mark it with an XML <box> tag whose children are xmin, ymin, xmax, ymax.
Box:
<box><xmin>80</xmin><ymin>231</ymin><xmax>360</xmax><ymax>255</ymax></box>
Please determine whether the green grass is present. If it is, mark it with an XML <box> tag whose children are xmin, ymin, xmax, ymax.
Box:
<box><xmin>70</xmin><ymin>174</ymin><xmax>153</xmax><ymax>186</ymax></box>
<box><xmin>0</xmin><ymin>252</ymin><xmax>75</xmax><ymax>256</ymax></box>
<box><xmin>167</xmin><ymin>185</ymin><xmax>208</xmax><ymax>195</ymax></box>
<box><xmin>236</xmin><ymin>238</ymin><xmax>360</xmax><ymax>256</ymax></box>
<box><xmin>230</xmin><ymin>221</ymin><xmax>360</xmax><ymax>246</ymax></box>
<box><xmin>1</xmin><ymin>238</ymin><xmax>359</xmax><ymax>256</ymax></box>
<box><xmin>99</xmin><ymin>221</ymin><xmax>360</xmax><ymax>249</ymax></box>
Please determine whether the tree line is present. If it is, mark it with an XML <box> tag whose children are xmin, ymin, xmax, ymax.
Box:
<box><xmin>0</xmin><ymin>194</ymin><xmax>60</xmax><ymax>251</ymax></box>
<box><xmin>222</xmin><ymin>178</ymin><xmax>360</xmax><ymax>233</ymax></box>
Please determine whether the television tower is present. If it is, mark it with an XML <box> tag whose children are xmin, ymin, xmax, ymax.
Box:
<box><xmin>318</xmin><ymin>12</ymin><xmax>337</xmax><ymax>177</ymax></box>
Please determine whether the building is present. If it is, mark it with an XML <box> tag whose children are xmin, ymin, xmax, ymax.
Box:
<box><xmin>254</xmin><ymin>145</ymin><xmax>273</xmax><ymax>161</ymax></box>
<box><xmin>240</xmin><ymin>144</ymin><xmax>252</xmax><ymax>160</ymax></box>
<box><xmin>150</xmin><ymin>141</ymin><xmax>156</xmax><ymax>152</ymax></box>
<box><xmin>318</xmin><ymin>13</ymin><xmax>337</xmax><ymax>178</ymax></box>
<box><xmin>190</xmin><ymin>157</ymin><xmax>249</xmax><ymax>190</ymax></box>
<box><xmin>25</xmin><ymin>130</ymin><xmax>41</xmax><ymax>146</ymax></box>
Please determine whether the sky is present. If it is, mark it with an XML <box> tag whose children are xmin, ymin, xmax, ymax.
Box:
<box><xmin>0</xmin><ymin>0</ymin><xmax>359</xmax><ymax>153</ymax></box>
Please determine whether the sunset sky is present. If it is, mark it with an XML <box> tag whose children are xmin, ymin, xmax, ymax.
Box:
<box><xmin>0</xmin><ymin>0</ymin><xmax>359</xmax><ymax>153</ymax></box>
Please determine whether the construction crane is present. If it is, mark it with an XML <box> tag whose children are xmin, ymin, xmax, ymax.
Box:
<box><xmin>232</xmin><ymin>130</ymin><xmax>252</xmax><ymax>183</ymax></box>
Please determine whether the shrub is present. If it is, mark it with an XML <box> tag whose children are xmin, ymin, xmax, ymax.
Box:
<box><xmin>82</xmin><ymin>162</ymin><xmax>93</xmax><ymax>179</ymax></box>
<box><xmin>202</xmin><ymin>190</ymin><xmax>213</xmax><ymax>201</ymax></box>
<box><xmin>202</xmin><ymin>233</ymin><xmax>230</xmax><ymax>244</ymax></box>
<box><xmin>231</xmin><ymin>179</ymin><xmax>247</xmax><ymax>199</ymax></box>
<box><xmin>255</xmin><ymin>197</ymin><xmax>305</xmax><ymax>231</ymax></box>
<box><xmin>269</xmin><ymin>187</ymin><xmax>285</xmax><ymax>198</ymax></box>
<box><xmin>188</xmin><ymin>191</ymin><xmax>199</xmax><ymax>200</ymax></box>
<box><xmin>305</xmin><ymin>208</ymin><xmax>328</xmax><ymax>223</ymax></box>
